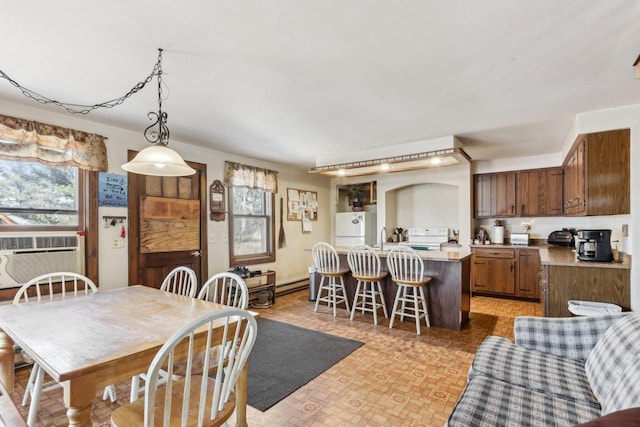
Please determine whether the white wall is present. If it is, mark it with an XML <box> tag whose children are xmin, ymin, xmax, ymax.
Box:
<box><xmin>392</xmin><ymin>183</ymin><xmax>459</xmax><ymax>237</ymax></box>
<box><xmin>0</xmin><ymin>100</ymin><xmax>332</xmax><ymax>289</ymax></box>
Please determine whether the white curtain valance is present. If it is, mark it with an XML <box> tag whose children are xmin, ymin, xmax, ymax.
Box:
<box><xmin>223</xmin><ymin>161</ymin><xmax>278</xmax><ymax>193</ymax></box>
<box><xmin>0</xmin><ymin>113</ymin><xmax>108</xmax><ymax>172</ymax></box>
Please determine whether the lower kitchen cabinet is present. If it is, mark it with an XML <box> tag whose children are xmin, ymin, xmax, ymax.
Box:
<box><xmin>471</xmin><ymin>247</ymin><xmax>540</xmax><ymax>300</ymax></box>
<box><xmin>542</xmin><ymin>264</ymin><xmax>630</xmax><ymax>317</ymax></box>
<box><xmin>517</xmin><ymin>249</ymin><xmax>541</xmax><ymax>299</ymax></box>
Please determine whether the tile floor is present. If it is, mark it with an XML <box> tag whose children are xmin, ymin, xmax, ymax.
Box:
<box><xmin>11</xmin><ymin>290</ymin><xmax>542</xmax><ymax>426</ymax></box>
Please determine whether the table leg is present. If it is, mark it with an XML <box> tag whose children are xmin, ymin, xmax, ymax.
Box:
<box><xmin>64</xmin><ymin>373</ymin><xmax>96</xmax><ymax>427</ymax></box>
<box><xmin>235</xmin><ymin>361</ymin><xmax>249</xmax><ymax>427</ymax></box>
<box><xmin>0</xmin><ymin>330</ymin><xmax>15</xmax><ymax>397</ymax></box>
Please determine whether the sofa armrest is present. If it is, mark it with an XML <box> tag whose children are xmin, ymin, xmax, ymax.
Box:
<box><xmin>514</xmin><ymin>312</ymin><xmax>630</xmax><ymax>360</ymax></box>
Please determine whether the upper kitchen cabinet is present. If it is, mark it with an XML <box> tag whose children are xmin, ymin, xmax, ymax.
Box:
<box><xmin>516</xmin><ymin>167</ymin><xmax>563</xmax><ymax>216</ymax></box>
<box><xmin>474</xmin><ymin>172</ymin><xmax>516</xmax><ymax>218</ymax></box>
<box><xmin>563</xmin><ymin>129</ymin><xmax>630</xmax><ymax>216</ymax></box>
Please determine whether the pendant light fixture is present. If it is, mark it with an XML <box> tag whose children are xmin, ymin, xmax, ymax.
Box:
<box><xmin>122</xmin><ymin>49</ymin><xmax>195</xmax><ymax>176</ymax></box>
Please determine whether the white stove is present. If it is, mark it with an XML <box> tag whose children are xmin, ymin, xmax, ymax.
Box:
<box><xmin>400</xmin><ymin>227</ymin><xmax>449</xmax><ymax>251</ymax></box>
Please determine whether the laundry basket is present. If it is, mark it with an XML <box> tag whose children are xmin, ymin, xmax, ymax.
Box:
<box><xmin>568</xmin><ymin>300</ymin><xmax>622</xmax><ymax>316</ymax></box>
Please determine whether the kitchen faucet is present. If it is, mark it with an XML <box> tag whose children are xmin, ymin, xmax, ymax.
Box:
<box><xmin>380</xmin><ymin>226</ymin><xmax>387</xmax><ymax>251</ymax></box>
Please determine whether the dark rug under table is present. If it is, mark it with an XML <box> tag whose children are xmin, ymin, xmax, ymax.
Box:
<box><xmin>247</xmin><ymin>317</ymin><xmax>363</xmax><ymax>411</ymax></box>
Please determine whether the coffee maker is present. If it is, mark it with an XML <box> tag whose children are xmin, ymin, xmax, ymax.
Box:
<box><xmin>576</xmin><ymin>229</ymin><xmax>613</xmax><ymax>262</ymax></box>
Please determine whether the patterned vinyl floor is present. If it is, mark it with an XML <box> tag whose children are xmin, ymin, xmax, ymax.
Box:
<box><xmin>12</xmin><ymin>290</ymin><xmax>541</xmax><ymax>426</ymax></box>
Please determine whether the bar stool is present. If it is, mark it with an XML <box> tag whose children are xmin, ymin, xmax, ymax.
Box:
<box><xmin>312</xmin><ymin>242</ymin><xmax>350</xmax><ymax>316</ymax></box>
<box><xmin>347</xmin><ymin>244</ymin><xmax>388</xmax><ymax>325</ymax></box>
<box><xmin>386</xmin><ymin>246</ymin><xmax>432</xmax><ymax>335</ymax></box>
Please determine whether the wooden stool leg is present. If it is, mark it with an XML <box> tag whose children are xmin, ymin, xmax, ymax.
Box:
<box><xmin>340</xmin><ymin>276</ymin><xmax>350</xmax><ymax>312</ymax></box>
<box><xmin>350</xmin><ymin>279</ymin><xmax>362</xmax><ymax>320</ymax></box>
<box><xmin>389</xmin><ymin>286</ymin><xmax>403</xmax><ymax>329</ymax></box>
<box><xmin>369</xmin><ymin>282</ymin><xmax>378</xmax><ymax>325</ymax></box>
<box><xmin>413</xmin><ymin>287</ymin><xmax>421</xmax><ymax>335</ymax></box>
<box><xmin>420</xmin><ymin>286</ymin><xmax>430</xmax><ymax>327</ymax></box>
<box><xmin>377</xmin><ymin>281</ymin><xmax>388</xmax><ymax>318</ymax></box>
<box><xmin>314</xmin><ymin>276</ymin><xmax>326</xmax><ymax>313</ymax></box>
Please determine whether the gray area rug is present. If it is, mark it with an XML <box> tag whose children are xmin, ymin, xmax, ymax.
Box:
<box><xmin>247</xmin><ymin>317</ymin><xmax>363</xmax><ymax>411</ymax></box>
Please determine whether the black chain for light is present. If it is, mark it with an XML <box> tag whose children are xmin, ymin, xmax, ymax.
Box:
<box><xmin>0</xmin><ymin>49</ymin><xmax>164</xmax><ymax>115</ymax></box>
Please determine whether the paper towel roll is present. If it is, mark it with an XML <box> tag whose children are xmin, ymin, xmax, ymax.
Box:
<box><xmin>493</xmin><ymin>226</ymin><xmax>504</xmax><ymax>244</ymax></box>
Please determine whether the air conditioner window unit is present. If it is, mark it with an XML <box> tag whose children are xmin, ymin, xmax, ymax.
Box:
<box><xmin>0</xmin><ymin>234</ymin><xmax>84</xmax><ymax>289</ymax></box>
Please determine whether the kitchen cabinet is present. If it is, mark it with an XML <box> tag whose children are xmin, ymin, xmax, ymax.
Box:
<box><xmin>517</xmin><ymin>167</ymin><xmax>563</xmax><ymax>216</ymax></box>
<box><xmin>474</xmin><ymin>172</ymin><xmax>516</xmax><ymax>218</ymax></box>
<box><xmin>517</xmin><ymin>249</ymin><xmax>540</xmax><ymax>299</ymax></box>
<box><xmin>542</xmin><ymin>264</ymin><xmax>629</xmax><ymax>317</ymax></box>
<box><xmin>472</xmin><ymin>247</ymin><xmax>540</xmax><ymax>300</ymax></box>
<box><xmin>471</xmin><ymin>249</ymin><xmax>516</xmax><ymax>295</ymax></box>
<box><xmin>563</xmin><ymin>129</ymin><xmax>630</xmax><ymax>216</ymax></box>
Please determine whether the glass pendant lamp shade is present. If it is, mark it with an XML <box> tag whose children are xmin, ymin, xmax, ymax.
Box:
<box><xmin>122</xmin><ymin>145</ymin><xmax>196</xmax><ymax>176</ymax></box>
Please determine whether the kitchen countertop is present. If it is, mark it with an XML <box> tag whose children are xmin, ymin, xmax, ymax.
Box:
<box><xmin>333</xmin><ymin>246</ymin><xmax>471</xmax><ymax>262</ymax></box>
<box><xmin>470</xmin><ymin>243</ymin><xmax>631</xmax><ymax>269</ymax></box>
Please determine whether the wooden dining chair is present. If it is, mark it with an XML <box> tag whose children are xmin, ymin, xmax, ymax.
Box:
<box><xmin>13</xmin><ymin>272</ymin><xmax>103</xmax><ymax>427</ymax></box>
<box><xmin>197</xmin><ymin>272</ymin><xmax>249</xmax><ymax>309</ymax></box>
<box><xmin>386</xmin><ymin>246</ymin><xmax>432</xmax><ymax>335</ymax></box>
<box><xmin>130</xmin><ymin>265</ymin><xmax>198</xmax><ymax>402</ymax></box>
<box><xmin>111</xmin><ymin>308</ymin><xmax>258</xmax><ymax>427</ymax></box>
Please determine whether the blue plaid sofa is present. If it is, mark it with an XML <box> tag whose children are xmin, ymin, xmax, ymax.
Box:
<box><xmin>447</xmin><ymin>312</ymin><xmax>640</xmax><ymax>427</ymax></box>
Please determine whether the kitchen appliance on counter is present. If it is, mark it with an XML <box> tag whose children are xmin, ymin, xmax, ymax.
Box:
<box><xmin>547</xmin><ymin>228</ymin><xmax>577</xmax><ymax>247</ymax></box>
<box><xmin>576</xmin><ymin>229</ymin><xmax>613</xmax><ymax>262</ymax></box>
<box><xmin>335</xmin><ymin>212</ymin><xmax>376</xmax><ymax>247</ymax></box>
<box><xmin>401</xmin><ymin>228</ymin><xmax>449</xmax><ymax>251</ymax></box>
<box><xmin>509</xmin><ymin>233</ymin><xmax>530</xmax><ymax>246</ymax></box>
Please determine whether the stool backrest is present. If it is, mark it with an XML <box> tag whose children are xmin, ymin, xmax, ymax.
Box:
<box><xmin>347</xmin><ymin>244</ymin><xmax>381</xmax><ymax>278</ymax></box>
<box><xmin>386</xmin><ymin>246</ymin><xmax>424</xmax><ymax>283</ymax></box>
<box><xmin>312</xmin><ymin>242</ymin><xmax>341</xmax><ymax>274</ymax></box>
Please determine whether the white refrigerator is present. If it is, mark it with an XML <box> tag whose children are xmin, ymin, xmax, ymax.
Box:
<box><xmin>335</xmin><ymin>212</ymin><xmax>376</xmax><ymax>247</ymax></box>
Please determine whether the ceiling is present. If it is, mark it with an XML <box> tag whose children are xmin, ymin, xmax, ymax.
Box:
<box><xmin>2</xmin><ymin>1</ymin><xmax>640</xmax><ymax>170</ymax></box>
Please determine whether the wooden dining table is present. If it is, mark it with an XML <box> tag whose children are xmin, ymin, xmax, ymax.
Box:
<box><xmin>0</xmin><ymin>285</ymin><xmax>254</xmax><ymax>426</ymax></box>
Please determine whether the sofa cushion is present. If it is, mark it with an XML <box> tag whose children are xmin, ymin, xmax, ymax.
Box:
<box><xmin>585</xmin><ymin>313</ymin><xmax>640</xmax><ymax>415</ymax></box>
<box><xmin>471</xmin><ymin>336</ymin><xmax>598</xmax><ymax>408</ymax></box>
<box><xmin>447</xmin><ymin>374</ymin><xmax>600</xmax><ymax>427</ymax></box>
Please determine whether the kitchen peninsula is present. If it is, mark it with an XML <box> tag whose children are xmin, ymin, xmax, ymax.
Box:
<box><xmin>313</xmin><ymin>247</ymin><xmax>471</xmax><ymax>331</ymax></box>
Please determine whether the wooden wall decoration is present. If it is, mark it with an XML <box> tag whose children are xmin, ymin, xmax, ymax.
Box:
<box><xmin>287</xmin><ymin>188</ymin><xmax>318</xmax><ymax>221</ymax></box>
<box><xmin>209</xmin><ymin>179</ymin><xmax>226</xmax><ymax>221</ymax></box>
<box><xmin>140</xmin><ymin>196</ymin><xmax>200</xmax><ymax>253</ymax></box>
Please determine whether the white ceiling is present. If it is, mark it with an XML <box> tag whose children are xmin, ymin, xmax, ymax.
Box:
<box><xmin>2</xmin><ymin>1</ymin><xmax>640</xmax><ymax>169</ymax></box>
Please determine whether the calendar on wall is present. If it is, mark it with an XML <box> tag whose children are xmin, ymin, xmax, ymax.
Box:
<box><xmin>287</xmin><ymin>188</ymin><xmax>318</xmax><ymax>221</ymax></box>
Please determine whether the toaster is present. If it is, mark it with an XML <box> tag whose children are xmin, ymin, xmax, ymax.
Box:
<box><xmin>510</xmin><ymin>233</ymin><xmax>530</xmax><ymax>246</ymax></box>
<box><xmin>547</xmin><ymin>229</ymin><xmax>576</xmax><ymax>247</ymax></box>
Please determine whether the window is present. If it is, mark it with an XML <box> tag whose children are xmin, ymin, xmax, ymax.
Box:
<box><xmin>0</xmin><ymin>159</ymin><xmax>84</xmax><ymax>230</ymax></box>
<box><xmin>228</xmin><ymin>186</ymin><xmax>275</xmax><ymax>266</ymax></box>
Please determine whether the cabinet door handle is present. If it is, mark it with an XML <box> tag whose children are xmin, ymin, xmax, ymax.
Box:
<box><xmin>510</xmin><ymin>263</ymin><xmax>514</xmax><ymax>272</ymax></box>
<box><xmin>511</xmin><ymin>205</ymin><xmax>514</xmax><ymax>214</ymax></box>
<box><xmin>521</xmin><ymin>204</ymin><xmax>525</xmax><ymax>214</ymax></box>
<box><xmin>474</xmin><ymin>261</ymin><xmax>485</xmax><ymax>265</ymax></box>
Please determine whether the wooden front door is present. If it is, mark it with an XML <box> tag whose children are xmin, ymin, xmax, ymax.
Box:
<box><xmin>126</xmin><ymin>150</ymin><xmax>208</xmax><ymax>290</ymax></box>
